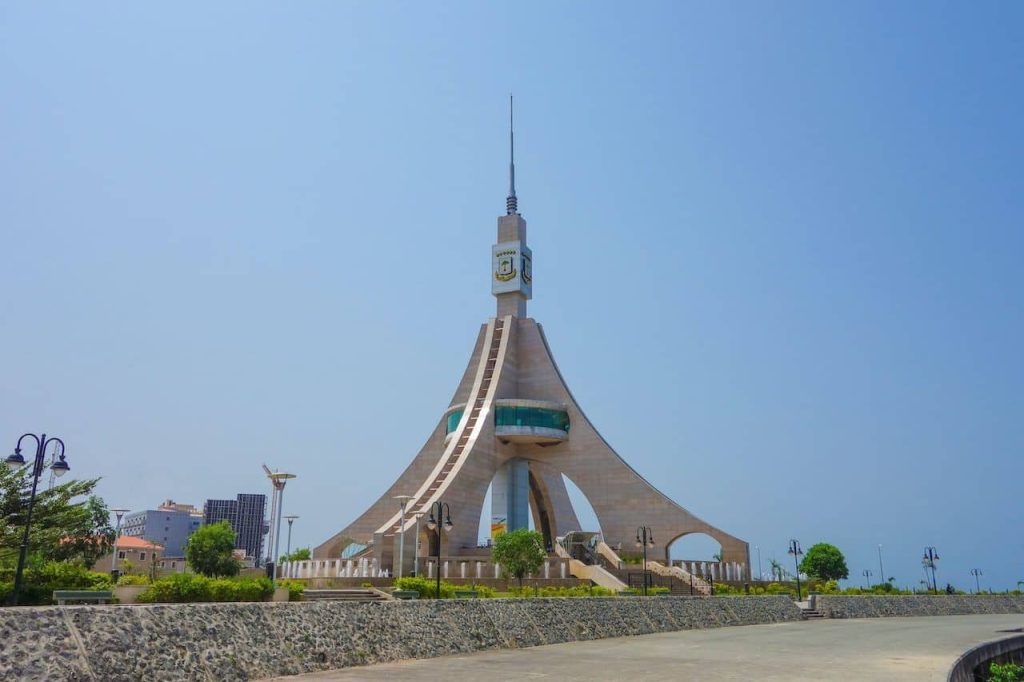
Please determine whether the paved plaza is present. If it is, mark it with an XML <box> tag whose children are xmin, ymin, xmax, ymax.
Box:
<box><xmin>269</xmin><ymin>615</ymin><xmax>1024</xmax><ymax>681</ymax></box>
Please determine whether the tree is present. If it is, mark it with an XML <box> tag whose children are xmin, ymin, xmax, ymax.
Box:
<box><xmin>280</xmin><ymin>547</ymin><xmax>310</xmax><ymax>563</ymax></box>
<box><xmin>492</xmin><ymin>528</ymin><xmax>546</xmax><ymax>588</ymax></box>
<box><xmin>798</xmin><ymin>542</ymin><xmax>849</xmax><ymax>581</ymax></box>
<box><xmin>0</xmin><ymin>465</ymin><xmax>115</xmax><ymax>568</ymax></box>
<box><xmin>184</xmin><ymin>521</ymin><xmax>239</xmax><ymax>577</ymax></box>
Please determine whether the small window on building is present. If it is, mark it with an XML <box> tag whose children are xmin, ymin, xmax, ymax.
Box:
<box><xmin>118</xmin><ymin>551</ymin><xmax>126</xmax><ymax>560</ymax></box>
<box><xmin>139</xmin><ymin>552</ymin><xmax>146</xmax><ymax>561</ymax></box>
<box><xmin>171</xmin><ymin>561</ymin><xmax>176</xmax><ymax>568</ymax></box>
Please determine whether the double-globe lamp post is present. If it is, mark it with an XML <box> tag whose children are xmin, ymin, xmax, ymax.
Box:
<box><xmin>922</xmin><ymin>546</ymin><xmax>940</xmax><ymax>593</ymax></box>
<box><xmin>788</xmin><ymin>539</ymin><xmax>803</xmax><ymax>601</ymax></box>
<box><xmin>425</xmin><ymin>501</ymin><xmax>452</xmax><ymax>599</ymax></box>
<box><xmin>970</xmin><ymin>568</ymin><xmax>983</xmax><ymax>594</ymax></box>
<box><xmin>635</xmin><ymin>526</ymin><xmax>654</xmax><ymax>596</ymax></box>
<box><xmin>5</xmin><ymin>433</ymin><xmax>71</xmax><ymax>606</ymax></box>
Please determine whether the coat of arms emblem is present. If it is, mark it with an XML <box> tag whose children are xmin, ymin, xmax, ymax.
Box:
<box><xmin>495</xmin><ymin>250</ymin><xmax>517</xmax><ymax>282</ymax></box>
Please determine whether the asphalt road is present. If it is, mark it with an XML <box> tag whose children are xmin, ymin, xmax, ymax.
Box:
<box><xmin>266</xmin><ymin>615</ymin><xmax>1024</xmax><ymax>681</ymax></box>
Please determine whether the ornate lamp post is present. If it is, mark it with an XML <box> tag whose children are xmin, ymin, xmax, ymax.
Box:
<box><xmin>862</xmin><ymin>568</ymin><xmax>873</xmax><ymax>589</ymax></box>
<box><xmin>970</xmin><ymin>568</ymin><xmax>983</xmax><ymax>594</ymax></box>
<box><xmin>394</xmin><ymin>495</ymin><xmax>413</xmax><ymax>578</ymax></box>
<box><xmin>425</xmin><ymin>501</ymin><xmax>452</xmax><ymax>599</ymax></box>
<box><xmin>635</xmin><ymin>526</ymin><xmax>654</xmax><ymax>596</ymax></box>
<box><xmin>5</xmin><ymin>433</ymin><xmax>71</xmax><ymax>606</ymax></box>
<box><xmin>922</xmin><ymin>547</ymin><xmax>940</xmax><ymax>593</ymax></box>
<box><xmin>788</xmin><ymin>539</ymin><xmax>803</xmax><ymax>601</ymax></box>
<box><xmin>110</xmin><ymin>508</ymin><xmax>130</xmax><ymax>579</ymax></box>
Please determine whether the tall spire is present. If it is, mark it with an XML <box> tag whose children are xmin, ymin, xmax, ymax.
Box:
<box><xmin>506</xmin><ymin>94</ymin><xmax>518</xmax><ymax>215</ymax></box>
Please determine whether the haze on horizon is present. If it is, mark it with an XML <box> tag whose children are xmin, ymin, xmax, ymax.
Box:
<box><xmin>2</xmin><ymin>3</ymin><xmax>1021</xmax><ymax>590</ymax></box>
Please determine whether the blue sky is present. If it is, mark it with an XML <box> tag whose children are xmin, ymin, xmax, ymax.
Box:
<box><xmin>2</xmin><ymin>2</ymin><xmax>1021</xmax><ymax>590</ymax></box>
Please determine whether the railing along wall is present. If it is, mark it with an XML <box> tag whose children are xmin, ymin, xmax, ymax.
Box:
<box><xmin>671</xmin><ymin>560</ymin><xmax>749</xmax><ymax>582</ymax></box>
<box><xmin>280</xmin><ymin>557</ymin><xmax>574</xmax><ymax>581</ymax></box>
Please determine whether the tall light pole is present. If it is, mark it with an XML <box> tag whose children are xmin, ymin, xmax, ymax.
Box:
<box><xmin>394</xmin><ymin>495</ymin><xmax>413</xmax><ymax>579</ymax></box>
<box><xmin>635</xmin><ymin>526</ymin><xmax>654</xmax><ymax>596</ymax></box>
<box><xmin>284</xmin><ymin>515</ymin><xmax>299</xmax><ymax>561</ymax></box>
<box><xmin>263</xmin><ymin>468</ymin><xmax>296</xmax><ymax>589</ymax></box>
<box><xmin>970</xmin><ymin>568</ymin><xmax>983</xmax><ymax>594</ymax></box>
<box><xmin>110</xmin><ymin>508</ymin><xmax>130</xmax><ymax>578</ymax></box>
<box><xmin>922</xmin><ymin>546</ymin><xmax>940</xmax><ymax>593</ymax></box>
<box><xmin>877</xmin><ymin>544</ymin><xmax>885</xmax><ymax>584</ymax></box>
<box><xmin>788</xmin><ymin>539</ymin><xmax>804</xmax><ymax>601</ymax></box>
<box><xmin>412</xmin><ymin>512</ymin><xmax>424</xmax><ymax>577</ymax></box>
<box><xmin>862</xmin><ymin>568</ymin><xmax>873</xmax><ymax>589</ymax></box>
<box><xmin>756</xmin><ymin>545</ymin><xmax>763</xmax><ymax>581</ymax></box>
<box><xmin>425</xmin><ymin>501</ymin><xmax>452</xmax><ymax>598</ymax></box>
<box><xmin>5</xmin><ymin>433</ymin><xmax>71</xmax><ymax>606</ymax></box>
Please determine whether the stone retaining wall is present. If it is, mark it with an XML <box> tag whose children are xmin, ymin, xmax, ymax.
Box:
<box><xmin>816</xmin><ymin>595</ymin><xmax>1024</xmax><ymax>619</ymax></box>
<box><xmin>0</xmin><ymin>596</ymin><xmax>800</xmax><ymax>681</ymax></box>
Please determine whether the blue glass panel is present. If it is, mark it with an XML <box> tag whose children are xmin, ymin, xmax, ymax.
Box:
<box><xmin>494</xmin><ymin>406</ymin><xmax>570</xmax><ymax>432</ymax></box>
<box><xmin>446</xmin><ymin>410</ymin><xmax>464</xmax><ymax>434</ymax></box>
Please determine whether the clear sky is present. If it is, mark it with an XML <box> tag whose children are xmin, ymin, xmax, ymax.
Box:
<box><xmin>2</xmin><ymin>2</ymin><xmax>1022</xmax><ymax>590</ymax></box>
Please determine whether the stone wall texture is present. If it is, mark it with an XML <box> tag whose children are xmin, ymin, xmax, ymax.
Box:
<box><xmin>0</xmin><ymin>596</ymin><xmax>800</xmax><ymax>681</ymax></box>
<box><xmin>816</xmin><ymin>595</ymin><xmax>1024</xmax><ymax>619</ymax></box>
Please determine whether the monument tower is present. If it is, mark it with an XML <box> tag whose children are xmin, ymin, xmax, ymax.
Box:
<box><xmin>315</xmin><ymin>101</ymin><xmax>749</xmax><ymax>577</ymax></box>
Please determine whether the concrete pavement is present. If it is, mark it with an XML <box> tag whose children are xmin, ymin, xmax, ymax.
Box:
<box><xmin>266</xmin><ymin>614</ymin><xmax>1024</xmax><ymax>681</ymax></box>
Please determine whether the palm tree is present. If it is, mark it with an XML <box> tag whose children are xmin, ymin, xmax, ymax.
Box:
<box><xmin>768</xmin><ymin>558</ymin><xmax>783</xmax><ymax>582</ymax></box>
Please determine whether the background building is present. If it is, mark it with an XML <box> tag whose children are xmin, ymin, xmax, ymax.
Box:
<box><xmin>93</xmin><ymin>536</ymin><xmax>164</xmax><ymax>575</ymax></box>
<box><xmin>121</xmin><ymin>503</ymin><xmax>203</xmax><ymax>557</ymax></box>
<box><xmin>203</xmin><ymin>493</ymin><xmax>266</xmax><ymax>564</ymax></box>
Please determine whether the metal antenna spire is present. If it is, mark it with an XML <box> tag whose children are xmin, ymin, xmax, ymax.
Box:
<box><xmin>507</xmin><ymin>94</ymin><xmax>517</xmax><ymax>215</ymax></box>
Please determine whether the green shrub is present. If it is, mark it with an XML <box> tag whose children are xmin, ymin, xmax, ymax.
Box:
<box><xmin>138</xmin><ymin>573</ymin><xmax>211</xmax><ymax>603</ymax></box>
<box><xmin>0</xmin><ymin>561</ymin><xmax>113</xmax><ymax>605</ymax></box>
<box><xmin>394</xmin><ymin>576</ymin><xmax>456</xmax><ymax>599</ymax></box>
<box><xmin>473</xmin><ymin>584</ymin><xmax>497</xmax><ymax>598</ymax></box>
<box><xmin>509</xmin><ymin>584</ymin><xmax>617</xmax><ymax>598</ymax></box>
<box><xmin>137</xmin><ymin>574</ymin><xmax>273</xmax><ymax>603</ymax></box>
<box><xmin>116</xmin><ymin>574</ymin><xmax>151</xmax><ymax>586</ymax></box>
<box><xmin>279</xmin><ymin>579</ymin><xmax>305</xmax><ymax>601</ymax></box>
<box><xmin>990</xmin><ymin>662</ymin><xmax>1024</xmax><ymax>682</ymax></box>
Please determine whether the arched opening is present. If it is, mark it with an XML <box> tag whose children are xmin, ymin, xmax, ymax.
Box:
<box><xmin>668</xmin><ymin>532</ymin><xmax>723</xmax><ymax>575</ymax></box>
<box><xmin>561</xmin><ymin>473</ymin><xmax>601</xmax><ymax>536</ymax></box>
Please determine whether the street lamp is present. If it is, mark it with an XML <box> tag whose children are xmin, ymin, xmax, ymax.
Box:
<box><xmin>394</xmin><ymin>495</ymin><xmax>413</xmax><ymax>579</ymax></box>
<box><xmin>284</xmin><ymin>515</ymin><xmax>299</xmax><ymax>562</ymax></box>
<box><xmin>110</xmin><ymin>508</ymin><xmax>130</xmax><ymax>579</ymax></box>
<box><xmin>862</xmin><ymin>568</ymin><xmax>873</xmax><ymax>589</ymax></box>
<box><xmin>756</xmin><ymin>545</ymin><xmax>763</xmax><ymax>582</ymax></box>
<box><xmin>263</xmin><ymin>468</ymin><xmax>296</xmax><ymax>590</ymax></box>
<box><xmin>922</xmin><ymin>547</ymin><xmax>940</xmax><ymax>593</ymax></box>
<box><xmin>425</xmin><ymin>501</ymin><xmax>452</xmax><ymax>599</ymax></box>
<box><xmin>6</xmin><ymin>433</ymin><xmax>71</xmax><ymax>606</ymax></box>
<box><xmin>788</xmin><ymin>539</ymin><xmax>803</xmax><ymax>601</ymax></box>
<box><xmin>970</xmin><ymin>568</ymin><xmax>983</xmax><ymax>594</ymax></box>
<box><xmin>635</xmin><ymin>526</ymin><xmax>654</xmax><ymax>596</ymax></box>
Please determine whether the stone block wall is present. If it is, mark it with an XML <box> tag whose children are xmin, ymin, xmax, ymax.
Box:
<box><xmin>0</xmin><ymin>596</ymin><xmax>800</xmax><ymax>681</ymax></box>
<box><xmin>816</xmin><ymin>595</ymin><xmax>1024</xmax><ymax>619</ymax></box>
